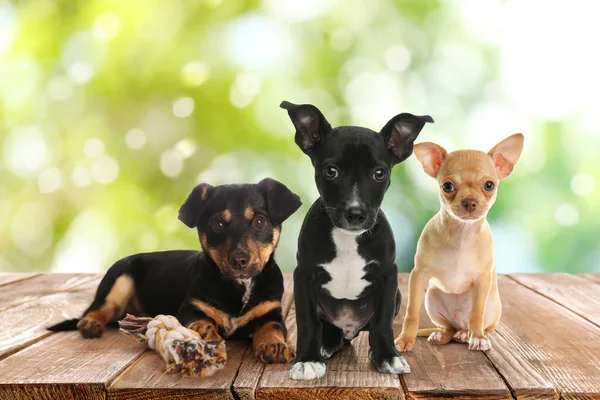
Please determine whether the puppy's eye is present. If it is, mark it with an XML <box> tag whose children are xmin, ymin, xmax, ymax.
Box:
<box><xmin>210</xmin><ymin>217</ymin><xmax>225</xmax><ymax>232</ymax></box>
<box><xmin>484</xmin><ymin>181</ymin><xmax>495</xmax><ymax>192</ymax></box>
<box><xmin>252</xmin><ymin>216</ymin><xmax>266</xmax><ymax>230</ymax></box>
<box><xmin>373</xmin><ymin>168</ymin><xmax>386</xmax><ymax>181</ymax></box>
<box><xmin>323</xmin><ymin>165</ymin><xmax>339</xmax><ymax>179</ymax></box>
<box><xmin>442</xmin><ymin>182</ymin><xmax>455</xmax><ymax>193</ymax></box>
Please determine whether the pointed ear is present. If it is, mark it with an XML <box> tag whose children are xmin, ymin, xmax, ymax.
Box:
<box><xmin>488</xmin><ymin>133</ymin><xmax>524</xmax><ymax>179</ymax></box>
<box><xmin>178</xmin><ymin>183</ymin><xmax>214</xmax><ymax>228</ymax></box>
<box><xmin>258</xmin><ymin>178</ymin><xmax>302</xmax><ymax>226</ymax></box>
<box><xmin>380</xmin><ymin>113</ymin><xmax>434</xmax><ymax>163</ymax></box>
<box><xmin>280</xmin><ymin>101</ymin><xmax>332</xmax><ymax>156</ymax></box>
<box><xmin>413</xmin><ymin>142</ymin><xmax>448</xmax><ymax>178</ymax></box>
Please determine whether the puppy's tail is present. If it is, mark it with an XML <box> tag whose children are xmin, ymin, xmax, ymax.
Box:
<box><xmin>416</xmin><ymin>328</ymin><xmax>444</xmax><ymax>337</ymax></box>
<box><xmin>47</xmin><ymin>318</ymin><xmax>80</xmax><ymax>332</ymax></box>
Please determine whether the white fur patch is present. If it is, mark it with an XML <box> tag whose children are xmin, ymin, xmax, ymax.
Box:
<box><xmin>348</xmin><ymin>184</ymin><xmax>361</xmax><ymax>207</ymax></box>
<box><xmin>427</xmin><ymin>331</ymin><xmax>446</xmax><ymax>344</ymax></box>
<box><xmin>236</xmin><ymin>278</ymin><xmax>253</xmax><ymax>309</ymax></box>
<box><xmin>288</xmin><ymin>361</ymin><xmax>326</xmax><ymax>380</ymax></box>
<box><xmin>468</xmin><ymin>337</ymin><xmax>492</xmax><ymax>351</ymax></box>
<box><xmin>320</xmin><ymin>229</ymin><xmax>370</xmax><ymax>300</ymax></box>
<box><xmin>453</xmin><ymin>330</ymin><xmax>468</xmax><ymax>343</ymax></box>
<box><xmin>377</xmin><ymin>356</ymin><xmax>411</xmax><ymax>374</ymax></box>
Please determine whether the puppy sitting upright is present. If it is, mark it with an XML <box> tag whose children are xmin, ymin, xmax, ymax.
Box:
<box><xmin>49</xmin><ymin>178</ymin><xmax>301</xmax><ymax>364</ymax></box>
<box><xmin>395</xmin><ymin>134</ymin><xmax>524</xmax><ymax>352</ymax></box>
<box><xmin>281</xmin><ymin>101</ymin><xmax>433</xmax><ymax>380</ymax></box>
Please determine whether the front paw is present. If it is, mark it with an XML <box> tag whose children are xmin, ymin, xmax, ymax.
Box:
<box><xmin>288</xmin><ymin>361</ymin><xmax>326</xmax><ymax>380</ymax></box>
<box><xmin>394</xmin><ymin>334</ymin><xmax>416</xmax><ymax>352</ymax></box>
<box><xmin>370</xmin><ymin>353</ymin><xmax>411</xmax><ymax>374</ymax></box>
<box><xmin>468</xmin><ymin>335</ymin><xmax>492</xmax><ymax>351</ymax></box>
<box><xmin>77</xmin><ymin>317</ymin><xmax>103</xmax><ymax>338</ymax></box>
<box><xmin>255</xmin><ymin>341</ymin><xmax>295</xmax><ymax>364</ymax></box>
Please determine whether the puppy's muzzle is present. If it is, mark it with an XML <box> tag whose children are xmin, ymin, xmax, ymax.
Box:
<box><xmin>461</xmin><ymin>198</ymin><xmax>478</xmax><ymax>212</ymax></box>
<box><xmin>229</xmin><ymin>249</ymin><xmax>249</xmax><ymax>270</ymax></box>
<box><xmin>344</xmin><ymin>207</ymin><xmax>367</xmax><ymax>225</ymax></box>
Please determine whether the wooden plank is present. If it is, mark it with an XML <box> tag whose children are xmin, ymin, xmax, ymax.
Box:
<box><xmin>0</xmin><ymin>273</ymin><xmax>99</xmax><ymax>311</ymax></box>
<box><xmin>233</xmin><ymin>273</ymin><xmax>295</xmax><ymax>400</ymax></box>
<box><xmin>483</xmin><ymin>275</ymin><xmax>600</xmax><ymax>399</ymax></box>
<box><xmin>0</xmin><ymin>277</ymin><xmax>101</xmax><ymax>360</ymax></box>
<box><xmin>580</xmin><ymin>273</ymin><xmax>600</xmax><ymax>284</ymax></box>
<box><xmin>394</xmin><ymin>274</ymin><xmax>511</xmax><ymax>400</ymax></box>
<box><xmin>0</xmin><ymin>330</ymin><xmax>146</xmax><ymax>400</ymax></box>
<box><xmin>255</xmin><ymin>276</ymin><xmax>404</xmax><ymax>400</ymax></box>
<box><xmin>509</xmin><ymin>273</ymin><xmax>600</xmax><ymax>328</ymax></box>
<box><xmin>108</xmin><ymin>341</ymin><xmax>248</xmax><ymax>400</ymax></box>
<box><xmin>0</xmin><ymin>273</ymin><xmax>38</xmax><ymax>287</ymax></box>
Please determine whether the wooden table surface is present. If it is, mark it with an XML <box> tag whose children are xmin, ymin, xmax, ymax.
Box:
<box><xmin>0</xmin><ymin>272</ymin><xmax>599</xmax><ymax>400</ymax></box>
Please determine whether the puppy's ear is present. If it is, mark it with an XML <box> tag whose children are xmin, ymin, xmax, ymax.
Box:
<box><xmin>488</xmin><ymin>133</ymin><xmax>524</xmax><ymax>180</ymax></box>
<box><xmin>414</xmin><ymin>142</ymin><xmax>447</xmax><ymax>178</ymax></box>
<box><xmin>280</xmin><ymin>101</ymin><xmax>332</xmax><ymax>156</ymax></box>
<box><xmin>380</xmin><ymin>113</ymin><xmax>434</xmax><ymax>163</ymax></box>
<box><xmin>178</xmin><ymin>183</ymin><xmax>214</xmax><ymax>228</ymax></box>
<box><xmin>258</xmin><ymin>178</ymin><xmax>302</xmax><ymax>226</ymax></box>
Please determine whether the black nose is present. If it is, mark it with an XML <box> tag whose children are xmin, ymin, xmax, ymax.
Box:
<box><xmin>344</xmin><ymin>207</ymin><xmax>367</xmax><ymax>225</ymax></box>
<box><xmin>462</xmin><ymin>198</ymin><xmax>478</xmax><ymax>212</ymax></box>
<box><xmin>229</xmin><ymin>250</ymin><xmax>249</xmax><ymax>270</ymax></box>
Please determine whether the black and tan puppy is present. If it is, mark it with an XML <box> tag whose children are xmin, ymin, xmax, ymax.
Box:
<box><xmin>49</xmin><ymin>178</ymin><xmax>302</xmax><ymax>364</ymax></box>
<box><xmin>281</xmin><ymin>101</ymin><xmax>433</xmax><ymax>380</ymax></box>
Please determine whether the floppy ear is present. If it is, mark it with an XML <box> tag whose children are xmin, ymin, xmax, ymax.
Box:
<box><xmin>488</xmin><ymin>133</ymin><xmax>524</xmax><ymax>180</ymax></box>
<box><xmin>178</xmin><ymin>183</ymin><xmax>214</xmax><ymax>228</ymax></box>
<box><xmin>258</xmin><ymin>178</ymin><xmax>302</xmax><ymax>226</ymax></box>
<box><xmin>380</xmin><ymin>113</ymin><xmax>434</xmax><ymax>163</ymax></box>
<box><xmin>413</xmin><ymin>142</ymin><xmax>448</xmax><ymax>178</ymax></box>
<box><xmin>280</xmin><ymin>101</ymin><xmax>332</xmax><ymax>156</ymax></box>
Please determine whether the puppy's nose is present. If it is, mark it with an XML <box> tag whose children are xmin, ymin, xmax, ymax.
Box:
<box><xmin>462</xmin><ymin>198</ymin><xmax>478</xmax><ymax>212</ymax></box>
<box><xmin>229</xmin><ymin>250</ymin><xmax>249</xmax><ymax>270</ymax></box>
<box><xmin>344</xmin><ymin>207</ymin><xmax>367</xmax><ymax>225</ymax></box>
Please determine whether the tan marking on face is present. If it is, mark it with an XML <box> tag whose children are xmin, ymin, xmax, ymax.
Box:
<box><xmin>201</xmin><ymin>186</ymin><xmax>209</xmax><ymax>200</ymax></box>
<box><xmin>244</xmin><ymin>208</ymin><xmax>254</xmax><ymax>221</ymax></box>
<box><xmin>222</xmin><ymin>209</ymin><xmax>232</xmax><ymax>222</ymax></box>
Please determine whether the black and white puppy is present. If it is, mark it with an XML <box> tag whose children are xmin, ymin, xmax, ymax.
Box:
<box><xmin>281</xmin><ymin>101</ymin><xmax>433</xmax><ymax>380</ymax></box>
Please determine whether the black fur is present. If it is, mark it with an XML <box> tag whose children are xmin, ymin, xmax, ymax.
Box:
<box><xmin>48</xmin><ymin>180</ymin><xmax>302</xmax><ymax>348</ymax></box>
<box><xmin>281</xmin><ymin>101</ymin><xmax>433</xmax><ymax>375</ymax></box>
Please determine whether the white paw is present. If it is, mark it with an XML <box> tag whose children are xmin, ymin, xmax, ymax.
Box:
<box><xmin>427</xmin><ymin>332</ymin><xmax>445</xmax><ymax>344</ymax></box>
<box><xmin>320</xmin><ymin>347</ymin><xmax>333</xmax><ymax>359</ymax></box>
<box><xmin>468</xmin><ymin>337</ymin><xmax>492</xmax><ymax>351</ymax></box>
<box><xmin>288</xmin><ymin>361</ymin><xmax>326</xmax><ymax>380</ymax></box>
<box><xmin>377</xmin><ymin>356</ymin><xmax>411</xmax><ymax>374</ymax></box>
<box><xmin>453</xmin><ymin>330</ymin><xmax>468</xmax><ymax>343</ymax></box>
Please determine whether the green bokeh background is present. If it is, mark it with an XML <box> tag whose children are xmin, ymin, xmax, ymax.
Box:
<box><xmin>1</xmin><ymin>0</ymin><xmax>599</xmax><ymax>274</ymax></box>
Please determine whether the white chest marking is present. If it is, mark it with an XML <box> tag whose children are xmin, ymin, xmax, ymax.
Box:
<box><xmin>236</xmin><ymin>278</ymin><xmax>254</xmax><ymax>308</ymax></box>
<box><xmin>320</xmin><ymin>228</ymin><xmax>370</xmax><ymax>300</ymax></box>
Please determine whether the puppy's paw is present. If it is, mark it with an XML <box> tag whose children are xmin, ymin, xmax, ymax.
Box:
<box><xmin>468</xmin><ymin>336</ymin><xmax>492</xmax><ymax>351</ymax></box>
<box><xmin>288</xmin><ymin>361</ymin><xmax>326</xmax><ymax>380</ymax></box>
<box><xmin>394</xmin><ymin>335</ymin><xmax>416</xmax><ymax>352</ymax></box>
<box><xmin>453</xmin><ymin>330</ymin><xmax>468</xmax><ymax>343</ymax></box>
<box><xmin>255</xmin><ymin>341</ymin><xmax>295</xmax><ymax>364</ymax></box>
<box><xmin>372</xmin><ymin>355</ymin><xmax>411</xmax><ymax>374</ymax></box>
<box><xmin>189</xmin><ymin>320</ymin><xmax>222</xmax><ymax>341</ymax></box>
<box><xmin>77</xmin><ymin>317</ymin><xmax>103</xmax><ymax>338</ymax></box>
<box><xmin>427</xmin><ymin>331</ymin><xmax>453</xmax><ymax>345</ymax></box>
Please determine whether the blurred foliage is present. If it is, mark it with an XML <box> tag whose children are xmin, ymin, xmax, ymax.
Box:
<box><xmin>1</xmin><ymin>0</ymin><xmax>599</xmax><ymax>274</ymax></box>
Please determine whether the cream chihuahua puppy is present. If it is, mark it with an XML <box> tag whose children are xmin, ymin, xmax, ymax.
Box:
<box><xmin>395</xmin><ymin>134</ymin><xmax>524</xmax><ymax>352</ymax></box>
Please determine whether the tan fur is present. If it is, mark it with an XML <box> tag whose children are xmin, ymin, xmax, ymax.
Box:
<box><xmin>244</xmin><ymin>208</ymin><xmax>254</xmax><ymax>221</ymax></box>
<box><xmin>188</xmin><ymin>319</ymin><xmax>222</xmax><ymax>341</ymax></box>
<box><xmin>396</xmin><ymin>134</ymin><xmax>523</xmax><ymax>352</ymax></box>
<box><xmin>78</xmin><ymin>275</ymin><xmax>135</xmax><ymax>336</ymax></box>
<box><xmin>253</xmin><ymin>321</ymin><xmax>294</xmax><ymax>364</ymax></box>
<box><xmin>222</xmin><ymin>209</ymin><xmax>232</xmax><ymax>222</ymax></box>
<box><xmin>190</xmin><ymin>298</ymin><xmax>281</xmax><ymax>337</ymax></box>
<box><xmin>201</xmin><ymin>186</ymin><xmax>209</xmax><ymax>200</ymax></box>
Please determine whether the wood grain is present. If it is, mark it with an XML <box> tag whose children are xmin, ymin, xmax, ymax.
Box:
<box><xmin>0</xmin><ymin>273</ymin><xmax>99</xmax><ymax>311</ymax></box>
<box><xmin>509</xmin><ymin>273</ymin><xmax>600</xmax><ymax>328</ymax></box>
<box><xmin>580</xmin><ymin>273</ymin><xmax>600</xmax><ymax>284</ymax></box>
<box><xmin>0</xmin><ymin>273</ymin><xmax>38</xmax><ymax>287</ymax></box>
<box><xmin>0</xmin><ymin>330</ymin><xmax>146</xmax><ymax>399</ymax></box>
<box><xmin>395</xmin><ymin>274</ymin><xmax>511</xmax><ymax>400</ymax></box>
<box><xmin>108</xmin><ymin>341</ymin><xmax>248</xmax><ymax>400</ymax></box>
<box><xmin>0</xmin><ymin>277</ymin><xmax>101</xmax><ymax>360</ymax></box>
<box><xmin>232</xmin><ymin>273</ymin><xmax>295</xmax><ymax>400</ymax></box>
<box><xmin>484</xmin><ymin>275</ymin><xmax>600</xmax><ymax>399</ymax></box>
